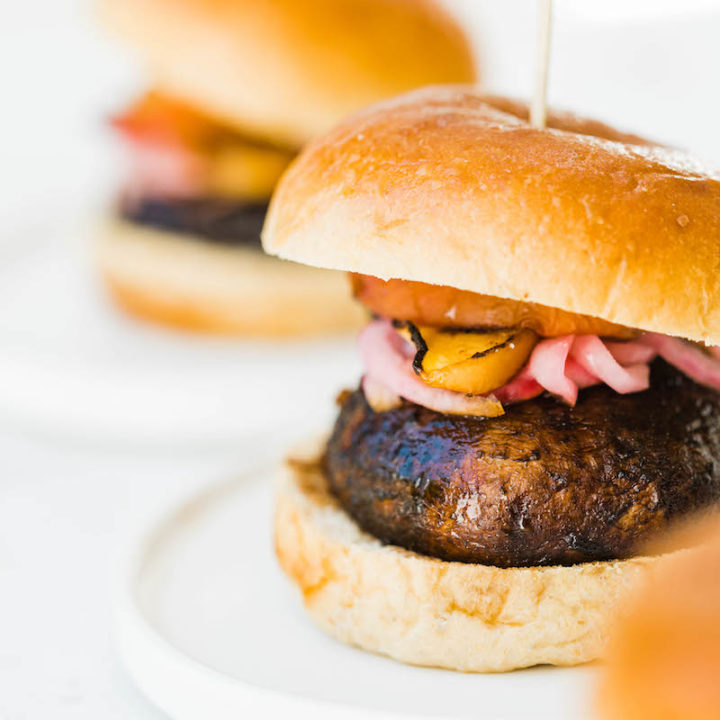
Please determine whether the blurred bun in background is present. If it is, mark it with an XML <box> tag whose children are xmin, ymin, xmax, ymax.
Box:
<box><xmin>100</xmin><ymin>0</ymin><xmax>477</xmax><ymax>147</ymax></box>
<box><xmin>597</xmin><ymin>513</ymin><xmax>720</xmax><ymax>720</ymax></box>
<box><xmin>97</xmin><ymin>0</ymin><xmax>476</xmax><ymax>336</ymax></box>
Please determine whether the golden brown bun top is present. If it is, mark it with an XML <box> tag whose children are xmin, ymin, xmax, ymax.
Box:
<box><xmin>263</xmin><ymin>86</ymin><xmax>720</xmax><ymax>344</ymax></box>
<box><xmin>100</xmin><ymin>0</ymin><xmax>476</xmax><ymax>147</ymax></box>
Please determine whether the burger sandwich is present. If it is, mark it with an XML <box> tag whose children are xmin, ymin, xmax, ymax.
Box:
<box><xmin>98</xmin><ymin>0</ymin><xmax>476</xmax><ymax>335</ymax></box>
<box><xmin>266</xmin><ymin>87</ymin><xmax>720</xmax><ymax>671</ymax></box>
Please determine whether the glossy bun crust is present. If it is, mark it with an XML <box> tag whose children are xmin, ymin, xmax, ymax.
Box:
<box><xmin>325</xmin><ymin>361</ymin><xmax>720</xmax><ymax>567</ymax></box>
<box><xmin>99</xmin><ymin>0</ymin><xmax>476</xmax><ymax>147</ymax></box>
<box><xmin>275</xmin><ymin>442</ymin><xmax>666</xmax><ymax>672</ymax></box>
<box><xmin>264</xmin><ymin>88</ymin><xmax>720</xmax><ymax>344</ymax></box>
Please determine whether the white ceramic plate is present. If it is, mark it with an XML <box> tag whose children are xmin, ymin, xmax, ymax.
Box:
<box><xmin>117</xmin><ymin>465</ymin><xmax>596</xmax><ymax>720</ymax></box>
<box><xmin>0</xmin><ymin>223</ymin><xmax>360</xmax><ymax>443</ymax></box>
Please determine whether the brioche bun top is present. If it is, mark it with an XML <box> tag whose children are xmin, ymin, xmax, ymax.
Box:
<box><xmin>100</xmin><ymin>0</ymin><xmax>476</xmax><ymax>148</ymax></box>
<box><xmin>263</xmin><ymin>86</ymin><xmax>720</xmax><ymax>344</ymax></box>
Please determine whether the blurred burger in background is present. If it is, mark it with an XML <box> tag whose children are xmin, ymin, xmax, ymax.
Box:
<box><xmin>98</xmin><ymin>0</ymin><xmax>476</xmax><ymax>336</ymax></box>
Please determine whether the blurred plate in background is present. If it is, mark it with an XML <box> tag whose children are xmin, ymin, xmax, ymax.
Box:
<box><xmin>0</xmin><ymin>219</ymin><xmax>359</xmax><ymax>445</ymax></box>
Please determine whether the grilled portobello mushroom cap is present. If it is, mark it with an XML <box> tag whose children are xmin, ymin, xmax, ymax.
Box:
<box><xmin>325</xmin><ymin>361</ymin><xmax>720</xmax><ymax>567</ymax></box>
<box><xmin>121</xmin><ymin>196</ymin><xmax>267</xmax><ymax>248</ymax></box>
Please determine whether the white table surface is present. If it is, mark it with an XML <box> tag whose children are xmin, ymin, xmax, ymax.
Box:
<box><xmin>0</xmin><ymin>421</ymin><xmax>297</xmax><ymax>719</ymax></box>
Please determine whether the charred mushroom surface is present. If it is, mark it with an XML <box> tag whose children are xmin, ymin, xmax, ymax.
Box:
<box><xmin>325</xmin><ymin>361</ymin><xmax>720</xmax><ymax>567</ymax></box>
<box><xmin>121</xmin><ymin>197</ymin><xmax>267</xmax><ymax>248</ymax></box>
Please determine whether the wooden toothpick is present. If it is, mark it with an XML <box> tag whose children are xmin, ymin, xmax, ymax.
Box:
<box><xmin>530</xmin><ymin>0</ymin><xmax>553</xmax><ymax>129</ymax></box>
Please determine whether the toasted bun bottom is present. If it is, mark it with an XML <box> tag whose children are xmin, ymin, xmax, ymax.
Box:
<box><xmin>97</xmin><ymin>219</ymin><xmax>365</xmax><ymax>337</ymax></box>
<box><xmin>275</xmin><ymin>440</ymin><xmax>671</xmax><ymax>672</ymax></box>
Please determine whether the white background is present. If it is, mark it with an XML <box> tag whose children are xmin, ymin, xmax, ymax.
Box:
<box><xmin>2</xmin><ymin>1</ymin><xmax>720</xmax><ymax>718</ymax></box>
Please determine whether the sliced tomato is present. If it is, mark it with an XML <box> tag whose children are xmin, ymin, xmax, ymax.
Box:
<box><xmin>111</xmin><ymin>91</ymin><xmax>211</xmax><ymax>148</ymax></box>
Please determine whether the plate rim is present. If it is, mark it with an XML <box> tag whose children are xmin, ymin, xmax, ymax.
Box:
<box><xmin>114</xmin><ymin>467</ymin><xmax>444</xmax><ymax>720</ymax></box>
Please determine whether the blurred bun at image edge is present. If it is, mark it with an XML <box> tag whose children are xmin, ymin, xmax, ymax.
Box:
<box><xmin>597</xmin><ymin>513</ymin><xmax>720</xmax><ymax>720</ymax></box>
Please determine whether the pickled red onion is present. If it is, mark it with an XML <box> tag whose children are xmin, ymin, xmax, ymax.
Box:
<box><xmin>641</xmin><ymin>333</ymin><xmax>720</xmax><ymax>390</ymax></box>
<box><xmin>359</xmin><ymin>320</ymin><xmax>720</xmax><ymax>416</ymax></box>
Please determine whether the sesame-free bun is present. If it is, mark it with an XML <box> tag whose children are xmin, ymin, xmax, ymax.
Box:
<box><xmin>98</xmin><ymin>220</ymin><xmax>365</xmax><ymax>336</ymax></box>
<box><xmin>274</xmin><ymin>439</ymin><xmax>667</xmax><ymax>673</ymax></box>
<box><xmin>99</xmin><ymin>0</ymin><xmax>476</xmax><ymax>148</ymax></box>
<box><xmin>264</xmin><ymin>87</ymin><xmax>720</xmax><ymax>345</ymax></box>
